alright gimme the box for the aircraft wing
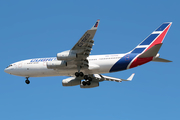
[70,20,100,69]
[93,73,135,82]
[72,19,100,51]
[62,73,134,88]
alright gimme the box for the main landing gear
[75,72,84,77]
[75,72,92,86]
[75,72,92,80]
[25,77,30,84]
[82,80,91,86]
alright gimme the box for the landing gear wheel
[75,72,80,77]
[25,80,30,84]
[88,77,92,81]
[79,72,84,77]
[82,81,86,86]
[75,72,84,77]
[84,75,88,80]
[86,81,91,85]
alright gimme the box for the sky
[0,0,180,120]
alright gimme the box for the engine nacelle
[47,61,67,69]
[62,77,81,86]
[80,81,99,88]
[57,50,77,60]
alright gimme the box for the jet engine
[47,61,67,69]
[57,50,77,60]
[62,77,81,86]
[80,81,99,88]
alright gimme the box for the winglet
[91,19,100,30]
[127,73,135,81]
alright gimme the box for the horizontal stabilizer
[138,43,162,58]
[152,57,172,62]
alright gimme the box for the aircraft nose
[4,68,10,74]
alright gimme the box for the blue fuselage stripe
[110,53,138,72]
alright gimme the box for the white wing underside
[66,73,135,83]
[94,73,135,82]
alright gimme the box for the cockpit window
[6,64,13,68]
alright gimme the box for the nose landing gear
[25,77,30,84]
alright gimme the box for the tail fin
[128,22,172,69]
[130,22,172,54]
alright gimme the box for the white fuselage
[4,54,125,77]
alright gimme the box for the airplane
[4,20,172,88]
